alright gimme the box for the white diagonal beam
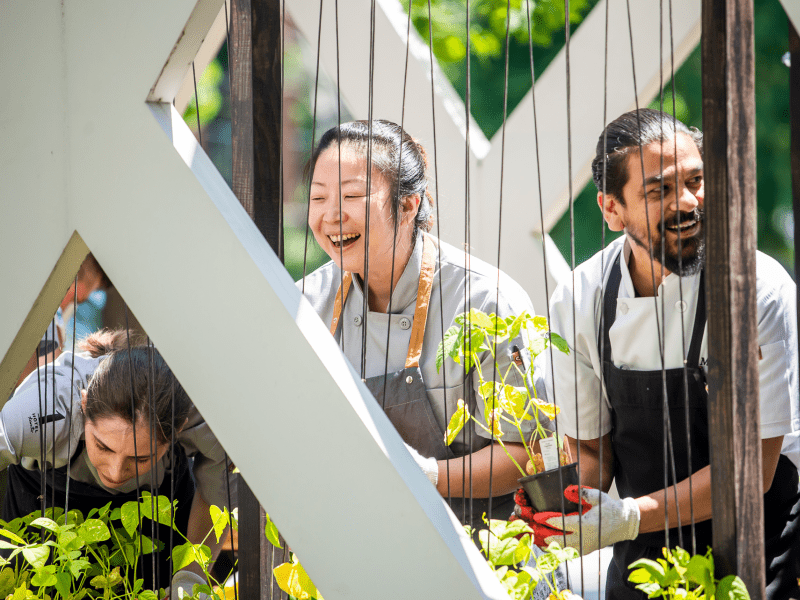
[0,1,508,598]
[781,0,800,31]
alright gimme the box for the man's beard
[627,209,705,276]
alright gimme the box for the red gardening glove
[509,486,592,547]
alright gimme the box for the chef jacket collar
[350,232,424,314]
[618,237,701,299]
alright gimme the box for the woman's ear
[598,192,625,232]
[401,194,421,223]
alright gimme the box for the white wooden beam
[0,1,508,598]
[781,0,800,32]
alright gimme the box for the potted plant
[436,308,578,513]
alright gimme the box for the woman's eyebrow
[93,434,151,460]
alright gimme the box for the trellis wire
[65,276,78,517]
[486,0,513,533]
[334,0,345,353]
[35,313,46,525]
[463,0,474,528]
[50,317,57,512]
[147,338,158,591]
[564,0,586,591]
[123,305,145,580]
[426,0,452,509]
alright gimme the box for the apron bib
[331,233,515,522]
[3,442,195,590]
[601,253,800,600]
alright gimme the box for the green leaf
[69,557,91,579]
[520,565,542,585]
[29,517,60,534]
[210,505,229,543]
[685,555,714,595]
[436,325,462,373]
[121,501,140,537]
[0,528,25,545]
[140,494,177,529]
[444,399,470,446]
[78,519,110,543]
[532,315,549,332]
[54,570,72,598]
[635,581,665,598]
[172,543,212,573]
[21,545,49,568]
[467,308,494,330]
[501,385,526,419]
[717,576,750,600]
[138,591,159,600]
[0,567,16,598]
[273,559,322,600]
[628,558,666,585]
[487,519,532,540]
[543,541,578,563]
[264,512,282,549]
[482,535,523,566]
[550,332,570,355]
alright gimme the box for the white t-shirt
[547,237,800,469]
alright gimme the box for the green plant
[437,308,570,477]
[0,495,236,600]
[471,517,577,600]
[628,546,751,600]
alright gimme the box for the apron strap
[327,233,437,369]
[686,270,706,367]
[404,233,436,369]
[329,273,353,336]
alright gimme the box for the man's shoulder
[551,238,624,307]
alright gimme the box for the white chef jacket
[299,233,547,452]
[7,351,233,508]
[547,237,800,469]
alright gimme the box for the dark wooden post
[791,20,800,350]
[230,0,283,597]
[702,0,764,593]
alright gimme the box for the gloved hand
[168,570,211,599]
[542,485,640,554]
[509,487,590,546]
[404,443,439,486]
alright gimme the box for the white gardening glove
[404,443,439,486]
[543,487,640,554]
[169,570,211,600]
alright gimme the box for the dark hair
[309,120,435,235]
[80,330,191,445]
[591,109,703,203]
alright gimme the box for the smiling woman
[4,330,234,595]
[299,119,552,520]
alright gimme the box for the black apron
[3,442,195,591]
[331,233,515,525]
[601,253,800,600]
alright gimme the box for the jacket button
[399,317,411,330]
[354,315,363,326]
[618,302,628,315]
[676,300,688,312]
[406,375,413,384]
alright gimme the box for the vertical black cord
[487,0,513,541]
[50,318,57,512]
[624,0,672,548]
[333,0,345,355]
[192,62,204,148]
[360,0,377,379]
[427,0,451,508]
[463,0,473,529]
[123,306,144,579]
[564,0,584,590]
[380,0,414,408]
[669,0,696,554]
[36,319,46,525]
[147,339,157,591]
[301,0,324,294]
[42,323,49,520]
[596,0,610,583]
[223,452,238,600]
[65,276,78,518]
[169,375,176,591]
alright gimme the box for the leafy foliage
[628,546,751,600]
[0,495,236,600]
[437,308,569,476]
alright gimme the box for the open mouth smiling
[328,233,361,248]
[664,215,701,236]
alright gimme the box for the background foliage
[185,0,796,278]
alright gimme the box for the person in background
[16,253,111,388]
